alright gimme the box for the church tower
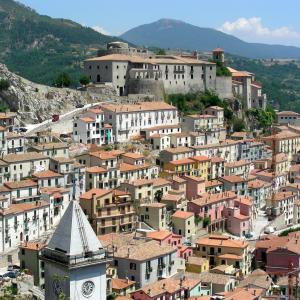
[41,201,109,300]
[212,48,225,63]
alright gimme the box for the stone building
[84,50,216,98]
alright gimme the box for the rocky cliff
[0,63,87,124]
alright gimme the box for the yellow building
[80,188,135,235]
[163,158,196,177]
[172,210,195,239]
[185,256,209,274]
[191,156,210,180]
[195,235,251,276]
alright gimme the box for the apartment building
[172,210,195,239]
[28,142,69,158]
[99,233,178,288]
[139,203,167,230]
[4,179,39,204]
[267,191,297,225]
[195,235,251,275]
[210,156,225,180]
[73,107,114,145]
[80,188,135,235]
[1,152,49,182]
[219,175,249,196]
[6,132,25,154]
[120,179,153,203]
[275,111,300,125]
[100,102,179,142]
[262,131,300,161]
[159,147,194,167]
[0,200,51,252]
[187,191,237,233]
[224,160,251,178]
[248,179,271,208]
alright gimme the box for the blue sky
[18,0,300,46]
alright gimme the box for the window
[130,263,136,270]
[218,248,221,253]
[114,260,118,266]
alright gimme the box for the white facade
[0,201,51,252]
[101,102,179,142]
[73,108,114,145]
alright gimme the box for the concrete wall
[215,76,233,99]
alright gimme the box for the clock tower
[41,200,110,300]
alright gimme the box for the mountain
[0,0,119,84]
[120,19,300,59]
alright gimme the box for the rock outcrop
[0,63,86,124]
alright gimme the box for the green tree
[157,49,166,55]
[233,118,246,132]
[79,75,90,86]
[0,79,10,91]
[54,72,71,88]
[203,217,210,228]
[154,190,163,202]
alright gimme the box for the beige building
[263,131,300,161]
[28,142,69,158]
[1,152,50,182]
[80,188,136,235]
[139,203,167,230]
[172,210,195,239]
[195,235,251,275]
[120,179,153,204]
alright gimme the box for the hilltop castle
[84,42,266,110]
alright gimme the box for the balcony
[158,262,166,270]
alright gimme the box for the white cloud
[219,17,300,46]
[92,25,111,36]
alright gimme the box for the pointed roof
[47,201,103,257]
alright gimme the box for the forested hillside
[0,0,118,85]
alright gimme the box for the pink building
[182,175,205,201]
[187,191,237,232]
[255,233,300,275]
[223,196,253,237]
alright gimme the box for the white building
[1,152,50,182]
[6,132,25,154]
[101,102,179,142]
[0,200,51,252]
[73,107,114,145]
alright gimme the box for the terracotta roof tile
[172,210,194,219]
[4,179,38,189]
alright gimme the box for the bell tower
[212,48,225,63]
[41,201,110,300]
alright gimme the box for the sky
[17,0,300,47]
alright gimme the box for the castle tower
[41,201,109,300]
[212,48,225,63]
